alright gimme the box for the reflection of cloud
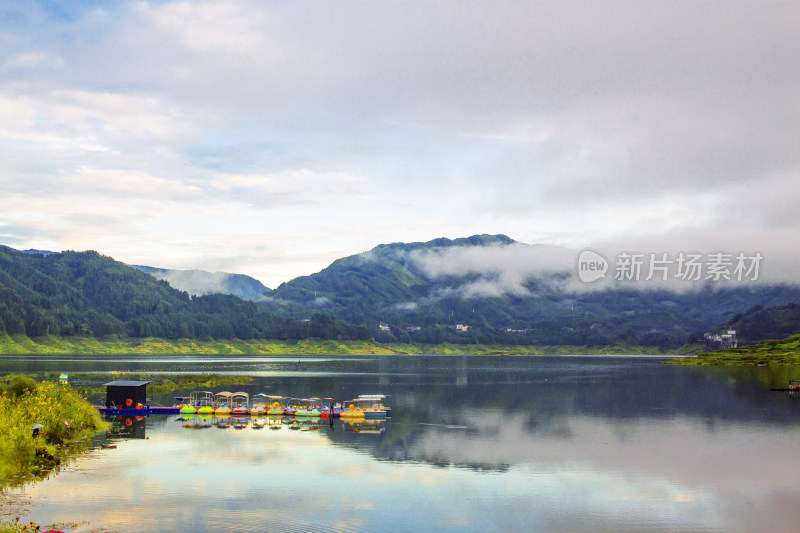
[407,411,800,494]
[13,414,800,532]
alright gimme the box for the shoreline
[0,333,675,357]
[668,334,800,366]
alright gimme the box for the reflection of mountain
[301,355,800,471]
[82,355,800,473]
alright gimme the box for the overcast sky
[1,1,798,288]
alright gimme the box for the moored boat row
[175,392,390,419]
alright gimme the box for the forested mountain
[15,248,270,300]
[3,237,798,350]
[130,265,270,300]
[718,303,800,344]
[259,234,800,349]
[0,246,367,341]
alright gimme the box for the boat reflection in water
[105,415,147,439]
[16,355,800,533]
[341,418,386,434]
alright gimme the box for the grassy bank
[669,334,800,366]
[0,333,671,356]
[0,376,109,490]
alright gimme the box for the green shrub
[0,375,39,399]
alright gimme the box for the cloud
[146,269,231,297]
[405,242,574,298]
[3,51,63,69]
[1,1,800,287]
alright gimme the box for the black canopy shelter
[104,380,150,408]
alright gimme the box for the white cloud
[134,2,269,54]
[4,51,63,69]
[0,1,799,287]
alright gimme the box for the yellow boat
[214,391,233,416]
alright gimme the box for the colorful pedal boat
[340,395,389,420]
[214,391,233,416]
[294,398,323,418]
[264,395,288,417]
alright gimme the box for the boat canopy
[267,395,284,400]
[189,391,214,403]
[231,392,249,406]
[358,394,386,400]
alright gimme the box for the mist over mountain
[0,246,366,341]
[259,234,800,348]
[3,237,799,350]
[4,246,271,301]
[130,265,270,301]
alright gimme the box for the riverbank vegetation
[0,375,108,490]
[0,332,673,356]
[670,334,800,365]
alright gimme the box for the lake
[2,354,800,532]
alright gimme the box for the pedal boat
[214,391,233,416]
[340,395,390,420]
[265,396,288,417]
[231,391,250,416]
[295,398,324,418]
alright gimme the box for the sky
[1,1,799,288]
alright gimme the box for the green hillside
[0,246,367,341]
[672,334,800,365]
[722,303,800,343]
[259,235,800,349]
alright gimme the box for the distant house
[455,324,470,332]
[405,326,422,332]
[378,323,391,332]
[704,330,738,350]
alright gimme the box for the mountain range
[0,245,366,341]
[257,234,800,348]
[2,236,800,349]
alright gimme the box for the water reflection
[106,416,147,439]
[4,355,800,532]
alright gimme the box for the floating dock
[96,406,181,416]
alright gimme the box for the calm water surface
[3,354,800,532]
